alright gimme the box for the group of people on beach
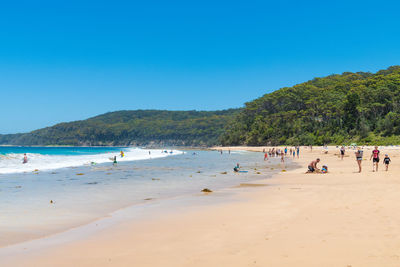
[354,146,391,173]
[307,158,328,174]
[263,147,300,162]
[307,145,392,174]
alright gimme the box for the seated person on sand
[306,158,320,173]
[321,165,328,173]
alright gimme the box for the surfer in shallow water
[233,163,240,172]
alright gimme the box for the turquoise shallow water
[0,148,286,247]
[0,146,124,155]
[0,146,173,174]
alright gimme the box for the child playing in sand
[383,154,391,171]
[321,165,328,173]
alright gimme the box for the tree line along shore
[2,66,400,147]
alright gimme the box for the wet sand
[2,146,400,267]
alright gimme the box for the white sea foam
[0,148,180,174]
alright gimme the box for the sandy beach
[2,146,400,267]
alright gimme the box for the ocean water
[0,146,173,174]
[0,147,284,247]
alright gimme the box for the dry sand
[2,146,400,267]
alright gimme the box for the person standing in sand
[340,146,345,160]
[355,147,363,173]
[370,146,380,172]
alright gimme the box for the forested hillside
[0,110,238,146]
[2,66,400,147]
[221,66,400,146]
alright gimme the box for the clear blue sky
[1,0,400,133]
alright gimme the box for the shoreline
[0,149,284,249]
[2,146,400,266]
[0,175,278,251]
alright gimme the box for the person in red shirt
[370,146,380,172]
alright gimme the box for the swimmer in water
[22,153,28,164]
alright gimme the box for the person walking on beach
[281,151,285,163]
[340,146,345,160]
[355,147,363,173]
[296,146,300,158]
[264,152,268,161]
[292,148,296,159]
[113,156,117,166]
[383,154,391,171]
[370,146,380,172]
[284,147,288,156]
